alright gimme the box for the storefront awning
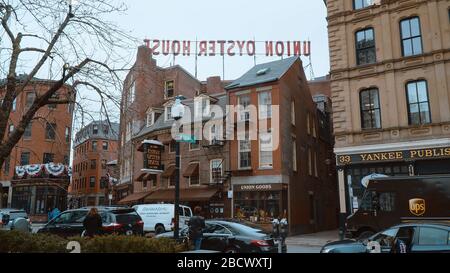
[144,188,219,202]
[183,163,199,178]
[117,191,153,204]
[136,173,147,182]
[162,165,176,178]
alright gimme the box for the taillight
[102,222,123,232]
[251,240,270,247]
[136,220,144,226]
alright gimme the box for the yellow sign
[409,198,426,216]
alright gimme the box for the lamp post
[171,96,185,240]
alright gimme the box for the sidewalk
[286,229,339,247]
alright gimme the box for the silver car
[0,209,32,232]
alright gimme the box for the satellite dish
[361,173,389,188]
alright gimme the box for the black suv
[37,206,144,238]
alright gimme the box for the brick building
[326,0,450,234]
[226,57,337,234]
[69,121,119,207]
[0,77,73,221]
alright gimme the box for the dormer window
[93,125,99,135]
[194,97,211,119]
[147,111,155,127]
[165,106,173,121]
[165,80,174,99]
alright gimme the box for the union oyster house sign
[141,140,164,173]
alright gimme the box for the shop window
[360,88,381,129]
[355,28,376,65]
[165,80,174,98]
[45,123,57,140]
[406,80,431,125]
[400,17,423,57]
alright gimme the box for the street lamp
[171,96,185,241]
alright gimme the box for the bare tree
[0,0,135,174]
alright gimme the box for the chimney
[206,76,223,95]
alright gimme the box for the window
[258,91,272,119]
[20,152,30,166]
[25,92,35,108]
[101,160,107,169]
[378,192,396,212]
[3,156,10,175]
[92,141,97,151]
[259,132,273,168]
[43,153,54,164]
[45,123,56,140]
[314,151,318,177]
[372,228,399,248]
[312,118,317,138]
[103,125,109,135]
[291,100,296,125]
[93,125,98,135]
[90,160,96,170]
[169,140,176,153]
[238,95,251,121]
[292,136,297,172]
[400,17,423,57]
[166,106,173,121]
[147,111,154,127]
[168,174,175,187]
[211,159,223,184]
[406,80,431,125]
[65,127,70,143]
[190,140,200,150]
[143,180,148,189]
[89,177,96,188]
[24,122,32,139]
[306,113,311,135]
[418,228,449,245]
[64,156,69,165]
[308,148,313,176]
[210,125,218,144]
[360,88,381,129]
[8,124,14,134]
[355,28,376,65]
[128,81,136,106]
[239,132,251,169]
[165,80,174,98]
[353,0,374,10]
[12,98,16,111]
[103,141,108,151]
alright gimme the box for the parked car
[133,204,192,234]
[0,209,32,232]
[156,219,286,253]
[37,206,144,238]
[346,175,450,239]
[321,222,450,253]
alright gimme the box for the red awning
[162,165,176,178]
[117,191,153,204]
[144,188,219,202]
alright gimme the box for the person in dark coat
[188,206,206,250]
[83,208,103,237]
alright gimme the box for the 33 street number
[338,155,351,164]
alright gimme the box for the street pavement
[287,245,322,253]
[285,229,339,253]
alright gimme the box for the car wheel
[155,224,165,235]
[225,247,239,254]
[358,230,375,240]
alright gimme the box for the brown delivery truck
[345,175,450,239]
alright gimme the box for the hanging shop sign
[142,140,164,173]
[337,147,450,166]
[144,39,311,57]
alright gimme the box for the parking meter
[272,218,280,238]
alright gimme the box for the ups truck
[345,175,450,239]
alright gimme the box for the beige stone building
[326,0,450,234]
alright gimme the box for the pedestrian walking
[188,206,206,251]
[83,208,103,237]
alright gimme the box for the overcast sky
[116,0,330,81]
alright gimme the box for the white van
[132,204,193,234]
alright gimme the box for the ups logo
[409,198,426,216]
